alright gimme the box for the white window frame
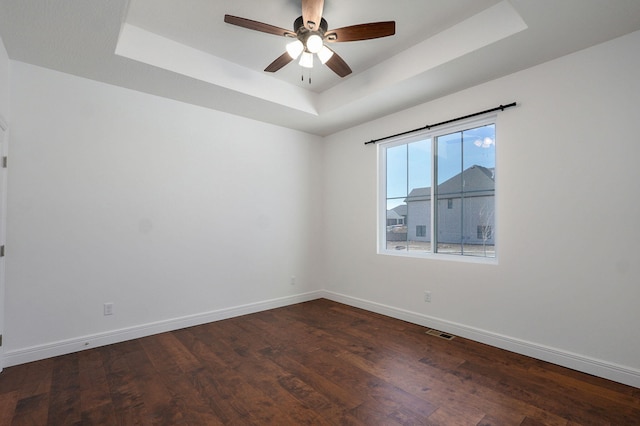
[377,115,498,264]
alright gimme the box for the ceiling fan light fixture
[317,45,334,64]
[306,34,324,53]
[224,2,395,79]
[299,51,314,68]
[286,40,304,59]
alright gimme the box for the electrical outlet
[424,291,432,303]
[103,302,114,316]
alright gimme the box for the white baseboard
[319,290,640,389]
[2,291,323,368]
[4,289,639,388]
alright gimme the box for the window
[379,117,496,259]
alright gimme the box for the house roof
[406,187,431,202]
[403,165,494,202]
[387,210,404,220]
[438,165,494,197]
[392,204,407,216]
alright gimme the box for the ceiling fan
[224,0,395,78]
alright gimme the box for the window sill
[378,249,498,265]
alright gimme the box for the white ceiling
[1,0,640,136]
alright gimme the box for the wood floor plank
[78,349,118,425]
[341,335,571,425]
[0,390,18,426]
[0,366,25,393]
[287,342,438,420]
[520,415,562,426]
[258,346,369,423]
[427,405,487,426]
[14,358,53,400]
[10,393,50,426]
[169,329,242,424]
[0,299,637,425]
[204,332,338,425]
[206,320,336,425]
[527,363,640,410]
[47,354,82,425]
[101,342,154,425]
[140,332,230,425]
[458,358,640,424]
[175,326,305,425]
[348,398,408,425]
[125,338,186,425]
[150,332,203,374]
[172,329,253,424]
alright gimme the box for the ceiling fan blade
[325,21,396,42]
[264,52,294,73]
[302,0,324,31]
[224,15,295,37]
[324,49,352,77]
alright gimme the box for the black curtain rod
[364,102,517,145]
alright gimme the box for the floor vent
[426,329,455,340]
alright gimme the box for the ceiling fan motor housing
[294,16,328,35]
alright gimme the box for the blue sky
[386,124,495,209]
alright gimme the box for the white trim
[4,289,639,388]
[378,249,498,264]
[3,291,323,367]
[0,118,6,374]
[320,290,640,388]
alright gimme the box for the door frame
[0,115,7,372]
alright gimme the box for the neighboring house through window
[379,117,496,259]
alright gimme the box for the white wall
[322,30,640,387]
[5,62,324,363]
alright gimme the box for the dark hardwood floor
[0,299,638,425]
